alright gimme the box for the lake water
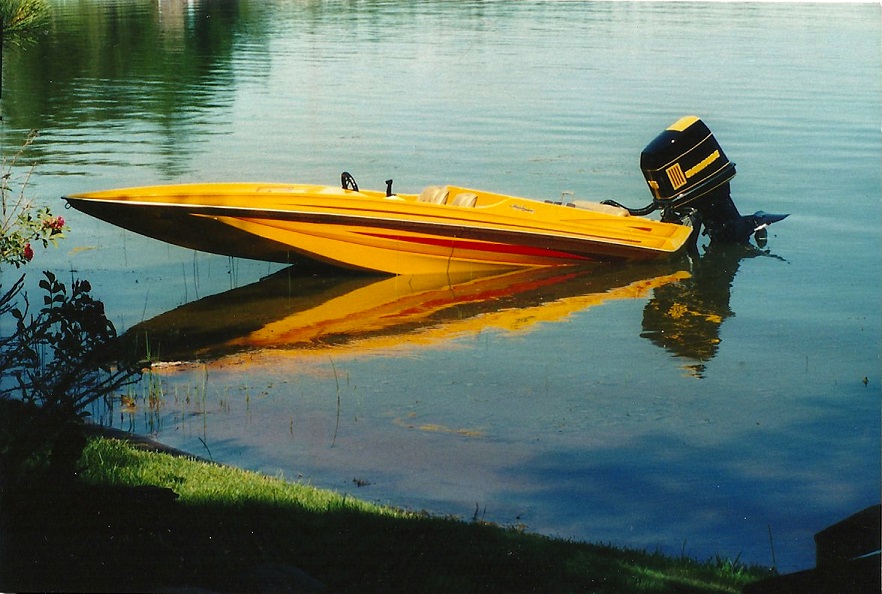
[1,0,879,574]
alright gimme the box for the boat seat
[569,200,630,217]
[418,185,449,204]
[450,192,477,207]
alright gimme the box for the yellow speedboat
[64,117,786,275]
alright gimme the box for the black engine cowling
[640,116,736,210]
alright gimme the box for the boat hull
[64,183,695,274]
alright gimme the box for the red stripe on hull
[356,231,593,262]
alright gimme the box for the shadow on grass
[1,434,763,594]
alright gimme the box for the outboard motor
[605,116,787,245]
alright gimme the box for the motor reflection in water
[641,243,786,377]
[122,244,784,375]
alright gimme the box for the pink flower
[23,243,34,261]
[43,216,65,232]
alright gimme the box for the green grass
[1,435,772,593]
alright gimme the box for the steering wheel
[341,171,358,192]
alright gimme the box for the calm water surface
[1,0,879,572]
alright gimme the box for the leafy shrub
[1,131,140,482]
[0,131,67,267]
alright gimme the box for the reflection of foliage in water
[2,0,265,177]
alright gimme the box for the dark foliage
[0,271,141,481]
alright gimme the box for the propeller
[749,211,789,247]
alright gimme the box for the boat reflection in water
[124,244,780,372]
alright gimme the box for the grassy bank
[1,433,770,593]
